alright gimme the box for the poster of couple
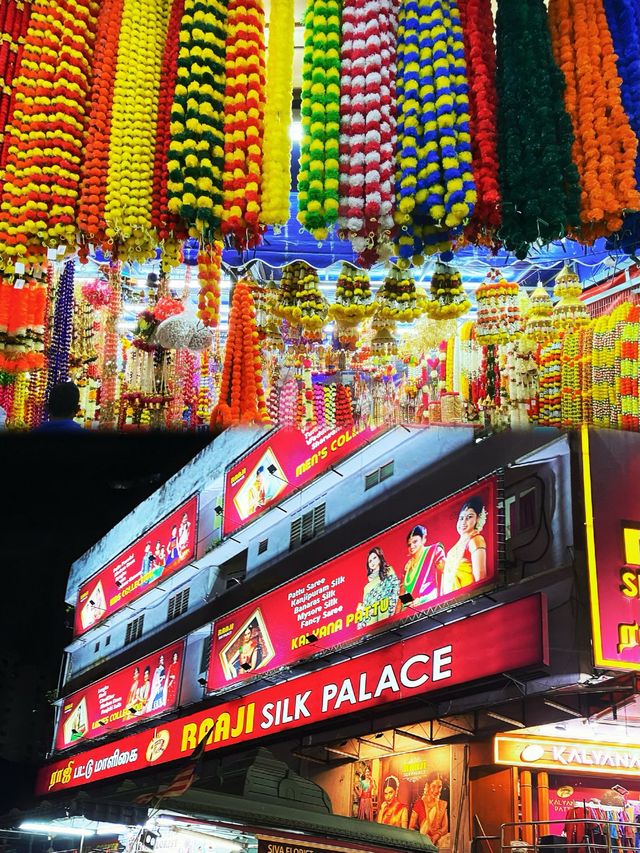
[351,748,451,849]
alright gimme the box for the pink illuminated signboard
[38,594,548,795]
[74,497,198,636]
[54,640,185,752]
[222,425,387,536]
[210,475,499,690]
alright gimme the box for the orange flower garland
[210,278,270,429]
[220,0,266,248]
[0,0,99,266]
[0,274,48,372]
[197,242,223,328]
[0,0,32,165]
[548,0,640,241]
[76,0,124,246]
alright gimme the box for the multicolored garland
[197,241,223,327]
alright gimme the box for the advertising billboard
[495,733,640,777]
[208,476,499,691]
[54,640,185,752]
[74,496,198,636]
[38,594,547,795]
[222,425,387,536]
[581,428,640,670]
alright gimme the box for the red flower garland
[458,0,501,246]
[77,0,125,245]
[0,0,32,165]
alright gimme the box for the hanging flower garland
[210,278,270,429]
[548,0,640,242]
[475,270,521,345]
[150,0,186,244]
[297,0,341,239]
[0,0,32,165]
[274,261,328,333]
[458,0,501,246]
[337,0,397,259]
[0,273,48,373]
[328,263,375,323]
[495,0,581,258]
[259,0,293,227]
[46,260,76,392]
[0,0,99,266]
[373,267,428,322]
[220,0,266,248]
[394,0,476,263]
[424,261,470,320]
[524,284,556,342]
[76,0,125,247]
[104,0,168,261]
[167,0,229,242]
[197,242,223,328]
[553,264,590,330]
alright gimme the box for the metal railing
[498,818,640,853]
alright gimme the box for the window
[258,538,268,555]
[290,503,326,550]
[124,615,144,645]
[364,459,395,491]
[167,588,190,622]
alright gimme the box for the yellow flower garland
[104,0,167,260]
[261,0,294,226]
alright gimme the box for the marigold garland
[76,0,124,246]
[197,241,223,327]
[0,0,32,167]
[220,0,266,248]
[275,260,328,331]
[458,0,501,246]
[424,261,470,319]
[210,278,270,429]
[259,0,293,227]
[495,0,581,258]
[373,267,427,322]
[548,0,640,242]
[0,272,48,372]
[167,0,229,241]
[297,0,342,239]
[104,0,167,261]
[0,0,99,266]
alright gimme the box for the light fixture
[20,823,96,837]
[214,506,223,516]
[486,711,526,728]
[98,719,109,726]
[267,464,278,475]
[399,592,413,605]
[197,677,207,687]
[240,662,252,671]
[330,466,343,477]
[306,633,319,643]
[173,829,242,852]
[544,699,584,718]
[128,707,138,715]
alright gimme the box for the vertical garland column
[260,0,294,227]
[45,261,75,396]
[297,0,342,239]
[220,0,266,248]
[167,0,229,244]
[495,0,581,258]
[103,0,167,262]
[0,0,99,267]
[0,0,32,165]
[98,259,122,427]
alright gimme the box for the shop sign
[222,425,387,536]
[581,429,640,670]
[257,837,364,853]
[74,496,198,636]
[208,476,499,692]
[37,594,547,795]
[54,640,185,752]
[495,734,640,777]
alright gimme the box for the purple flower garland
[45,260,75,406]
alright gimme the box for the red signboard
[54,640,185,752]
[74,497,198,636]
[209,476,498,692]
[222,425,387,536]
[582,429,640,670]
[37,594,547,795]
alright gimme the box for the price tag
[13,278,25,289]
[47,247,57,260]
[14,261,25,274]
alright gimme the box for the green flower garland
[495,0,581,259]
[166,0,229,242]
[297,0,341,240]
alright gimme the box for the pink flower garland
[338,0,397,262]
